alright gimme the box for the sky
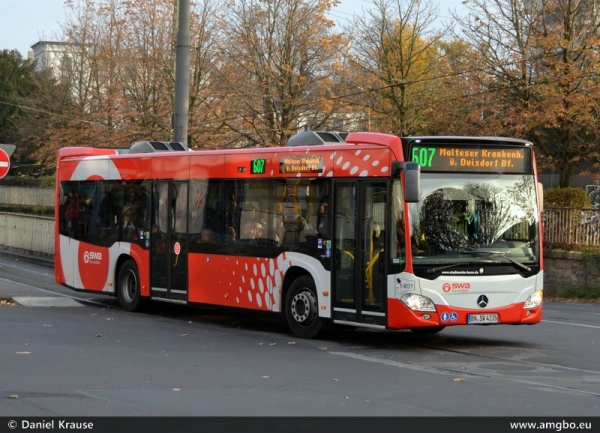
[0,0,469,59]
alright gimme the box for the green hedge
[0,204,54,216]
[0,176,55,188]
[544,187,591,208]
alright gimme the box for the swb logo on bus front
[83,250,102,264]
[443,282,471,292]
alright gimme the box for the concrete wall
[543,250,600,295]
[0,212,54,258]
[0,186,54,207]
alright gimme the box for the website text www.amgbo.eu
[510,420,592,431]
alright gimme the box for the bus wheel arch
[283,270,323,339]
[116,256,142,312]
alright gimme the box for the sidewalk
[0,248,110,307]
[0,248,59,302]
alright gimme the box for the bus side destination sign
[279,155,324,174]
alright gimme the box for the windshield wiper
[426,259,494,275]
[459,250,531,272]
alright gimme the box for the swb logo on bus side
[83,250,102,264]
[78,245,109,291]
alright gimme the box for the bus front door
[150,181,189,302]
[332,181,387,327]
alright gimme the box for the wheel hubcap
[123,270,137,303]
[291,289,316,325]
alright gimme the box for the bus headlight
[524,290,543,308]
[400,293,436,312]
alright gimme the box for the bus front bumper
[387,298,543,330]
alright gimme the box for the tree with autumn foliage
[344,0,449,136]
[454,0,600,187]
[425,39,492,136]
[218,0,348,147]
[32,0,230,161]
[186,0,229,148]
[0,49,71,173]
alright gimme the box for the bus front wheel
[117,260,142,312]
[285,276,323,339]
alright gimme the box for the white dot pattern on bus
[225,253,302,311]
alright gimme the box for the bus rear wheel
[117,260,142,312]
[285,276,323,339]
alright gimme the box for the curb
[0,249,54,268]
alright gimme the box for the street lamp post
[173,0,191,144]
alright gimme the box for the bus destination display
[279,155,324,174]
[410,145,531,174]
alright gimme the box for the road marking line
[542,319,600,329]
[330,351,600,397]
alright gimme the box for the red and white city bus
[55,131,543,338]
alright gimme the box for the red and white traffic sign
[0,149,10,179]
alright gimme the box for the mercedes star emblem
[477,295,489,308]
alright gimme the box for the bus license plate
[468,313,498,324]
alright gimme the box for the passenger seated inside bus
[225,226,236,243]
[122,190,144,240]
[196,228,218,244]
[239,221,257,245]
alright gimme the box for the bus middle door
[150,181,189,302]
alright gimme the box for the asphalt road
[1,253,599,420]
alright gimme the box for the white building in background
[30,41,75,81]
[30,40,94,111]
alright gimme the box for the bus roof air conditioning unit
[286,131,346,147]
[129,141,190,154]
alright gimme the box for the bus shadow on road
[83,296,537,351]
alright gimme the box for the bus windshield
[409,173,540,269]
